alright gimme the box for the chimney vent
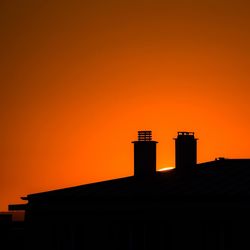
[138,131,152,141]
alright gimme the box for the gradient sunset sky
[1,0,250,211]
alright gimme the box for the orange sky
[1,0,250,211]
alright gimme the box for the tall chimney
[132,131,158,178]
[174,132,197,172]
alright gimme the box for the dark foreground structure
[7,131,250,250]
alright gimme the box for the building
[8,131,250,250]
[0,212,25,249]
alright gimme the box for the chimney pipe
[174,132,197,172]
[132,131,158,178]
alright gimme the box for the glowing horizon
[158,167,175,172]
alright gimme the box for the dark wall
[24,198,250,250]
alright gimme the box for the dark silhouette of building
[7,131,250,250]
[0,212,25,250]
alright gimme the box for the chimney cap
[138,130,152,141]
[174,131,198,140]
[178,131,195,136]
[132,130,158,143]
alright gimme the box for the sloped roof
[25,159,250,203]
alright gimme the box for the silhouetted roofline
[25,176,135,200]
[21,159,250,202]
[198,158,250,166]
[23,170,177,200]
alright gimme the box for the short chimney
[174,132,197,172]
[132,131,158,178]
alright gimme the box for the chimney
[174,132,197,172]
[132,131,158,178]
